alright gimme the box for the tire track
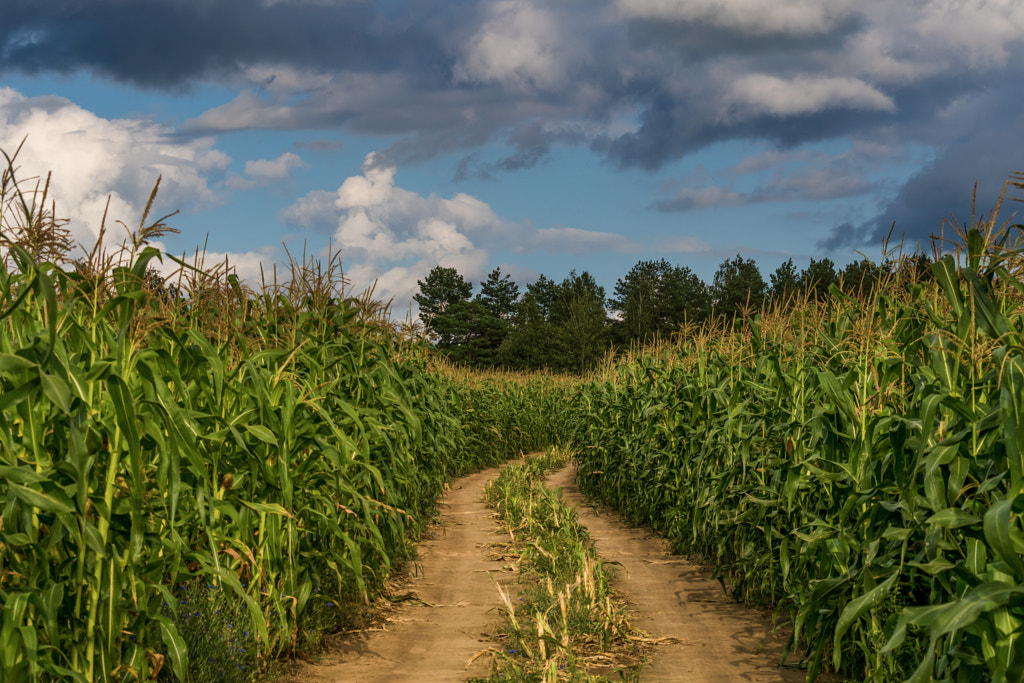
[545,465,804,682]
[283,464,513,682]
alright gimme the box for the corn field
[571,181,1024,681]
[8,144,1024,683]
[0,154,570,681]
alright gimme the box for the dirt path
[283,465,512,683]
[283,461,805,683]
[546,465,804,683]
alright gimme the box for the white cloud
[280,189,339,230]
[726,75,895,117]
[335,153,398,208]
[525,226,640,255]
[0,87,229,251]
[656,235,712,253]
[454,0,570,91]
[285,152,639,309]
[616,0,858,36]
[834,1,1024,84]
[0,88,288,290]
[245,152,306,180]
[226,151,307,189]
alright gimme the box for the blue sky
[2,0,1022,311]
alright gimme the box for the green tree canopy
[477,266,520,320]
[712,254,766,320]
[414,266,472,348]
[550,271,609,373]
[769,258,800,307]
[610,258,710,345]
[499,271,609,372]
[840,258,880,296]
[800,257,837,301]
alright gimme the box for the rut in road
[283,464,514,683]
[283,459,803,682]
[546,464,804,683]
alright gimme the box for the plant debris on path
[477,449,646,682]
[546,466,804,683]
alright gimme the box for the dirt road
[283,465,512,683]
[287,461,804,682]
[546,465,804,683]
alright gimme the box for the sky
[2,0,1023,313]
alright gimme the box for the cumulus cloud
[725,75,895,117]
[0,87,229,249]
[285,152,639,307]
[280,189,338,231]
[225,151,306,189]
[3,0,1024,242]
[616,0,858,36]
[245,152,305,181]
[454,0,569,91]
[0,87,289,286]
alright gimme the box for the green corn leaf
[928,508,982,529]
[833,570,900,669]
[984,498,1024,579]
[7,482,75,514]
[0,353,37,373]
[39,371,72,414]
[153,615,189,682]
[246,424,278,445]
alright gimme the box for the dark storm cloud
[818,86,1024,252]
[453,121,585,180]
[625,11,867,61]
[0,0,451,87]
[5,0,1024,247]
[595,90,899,172]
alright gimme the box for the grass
[475,450,645,683]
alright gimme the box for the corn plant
[0,151,572,682]
[571,176,1024,681]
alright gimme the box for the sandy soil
[281,465,512,683]
[282,461,807,682]
[545,465,805,683]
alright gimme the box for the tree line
[414,253,933,373]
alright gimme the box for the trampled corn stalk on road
[286,462,800,681]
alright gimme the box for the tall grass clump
[572,175,1024,681]
[479,450,642,682]
[0,148,568,682]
